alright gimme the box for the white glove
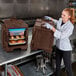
[44,23,53,30]
[44,16,52,20]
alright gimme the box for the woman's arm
[44,22,74,39]
[53,25,74,39]
[44,16,58,25]
[52,27,56,32]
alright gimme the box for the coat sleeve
[52,18,62,25]
[54,25,74,39]
[52,19,58,25]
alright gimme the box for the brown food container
[31,19,54,53]
[1,18,28,52]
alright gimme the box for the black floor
[51,62,76,76]
[61,62,76,76]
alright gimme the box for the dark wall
[0,0,69,19]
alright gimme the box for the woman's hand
[44,16,52,20]
[44,23,56,32]
[44,23,53,29]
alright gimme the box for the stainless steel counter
[0,27,43,76]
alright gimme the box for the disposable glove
[44,23,53,30]
[44,16,52,20]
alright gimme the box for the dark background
[0,0,69,19]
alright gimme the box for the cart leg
[5,64,7,76]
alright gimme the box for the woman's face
[61,10,71,23]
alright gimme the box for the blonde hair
[63,8,74,24]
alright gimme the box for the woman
[44,8,74,76]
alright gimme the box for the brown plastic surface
[1,18,28,52]
[31,19,54,53]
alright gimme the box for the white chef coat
[53,18,74,51]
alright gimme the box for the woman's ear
[69,15,71,19]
